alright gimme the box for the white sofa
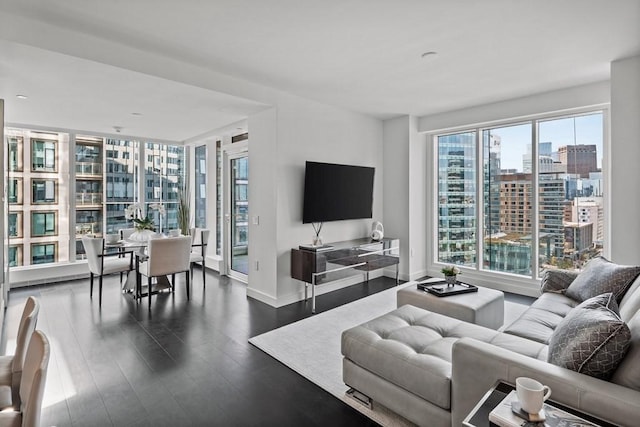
[341,270,640,427]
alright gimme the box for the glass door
[228,153,249,280]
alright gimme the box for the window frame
[31,178,58,204]
[31,211,58,237]
[31,138,58,172]
[8,212,23,238]
[30,242,57,265]
[430,108,608,287]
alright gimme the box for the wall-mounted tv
[302,161,375,224]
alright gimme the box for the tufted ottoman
[341,304,547,427]
[397,279,504,329]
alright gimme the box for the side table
[397,278,504,329]
[463,381,615,427]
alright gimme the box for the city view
[438,112,604,276]
[6,127,186,266]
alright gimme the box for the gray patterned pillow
[565,257,640,302]
[548,293,631,380]
[540,269,579,294]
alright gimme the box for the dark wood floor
[1,269,399,426]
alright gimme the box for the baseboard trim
[246,287,279,307]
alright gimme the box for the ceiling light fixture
[131,112,142,116]
[113,126,123,133]
[421,51,438,59]
[16,94,28,99]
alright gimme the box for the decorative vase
[128,229,157,242]
[444,275,457,286]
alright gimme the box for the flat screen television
[302,161,375,224]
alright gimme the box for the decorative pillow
[548,293,631,380]
[540,269,579,294]
[565,257,640,302]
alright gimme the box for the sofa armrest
[451,337,640,427]
[540,268,579,294]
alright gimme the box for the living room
[0,1,639,426]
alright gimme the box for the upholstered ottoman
[397,279,504,329]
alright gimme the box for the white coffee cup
[169,229,181,237]
[516,377,552,414]
[105,233,120,244]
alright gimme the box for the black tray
[417,280,478,297]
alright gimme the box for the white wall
[408,117,428,279]
[382,115,428,281]
[246,108,279,304]
[383,116,410,278]
[246,93,384,307]
[610,55,640,265]
[419,81,610,133]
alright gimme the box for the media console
[291,237,400,313]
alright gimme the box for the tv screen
[302,161,375,224]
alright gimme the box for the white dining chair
[82,236,134,307]
[189,228,210,287]
[119,228,137,241]
[137,236,192,310]
[0,297,39,406]
[0,330,50,427]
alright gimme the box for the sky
[491,112,604,171]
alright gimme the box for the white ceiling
[0,0,639,141]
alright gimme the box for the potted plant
[177,182,191,237]
[441,265,461,285]
[125,203,164,241]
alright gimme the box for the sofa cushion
[611,310,640,391]
[548,293,631,380]
[502,292,578,344]
[540,269,579,294]
[341,305,547,410]
[565,257,640,303]
[619,275,640,323]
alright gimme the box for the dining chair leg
[202,261,206,287]
[90,273,94,297]
[171,274,176,292]
[148,277,152,310]
[186,271,190,300]
[99,275,103,307]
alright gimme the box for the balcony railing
[76,193,102,205]
[76,162,103,175]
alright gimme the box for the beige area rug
[249,282,530,426]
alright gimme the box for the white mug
[169,229,181,237]
[516,377,552,414]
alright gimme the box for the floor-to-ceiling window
[194,145,207,228]
[144,143,185,232]
[105,138,139,234]
[435,110,605,280]
[437,131,477,266]
[7,129,69,266]
[216,140,222,256]
[482,123,533,276]
[6,127,185,268]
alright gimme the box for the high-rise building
[484,134,501,236]
[569,197,604,244]
[564,222,594,257]
[558,144,597,178]
[437,133,477,266]
[75,136,104,259]
[497,171,565,259]
[6,128,71,266]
